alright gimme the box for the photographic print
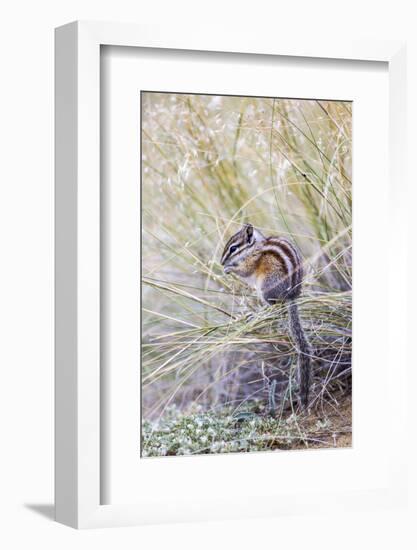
[141,92,352,458]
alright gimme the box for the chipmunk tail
[287,299,311,408]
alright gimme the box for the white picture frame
[55,20,407,529]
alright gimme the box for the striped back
[264,237,304,298]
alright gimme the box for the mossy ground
[141,394,352,458]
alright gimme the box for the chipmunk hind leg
[260,276,289,305]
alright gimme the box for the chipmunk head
[220,223,264,273]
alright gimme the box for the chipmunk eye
[229,245,238,254]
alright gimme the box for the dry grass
[141,92,352,455]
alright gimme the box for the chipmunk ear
[245,223,254,243]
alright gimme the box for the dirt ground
[294,394,352,450]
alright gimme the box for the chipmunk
[220,223,311,408]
